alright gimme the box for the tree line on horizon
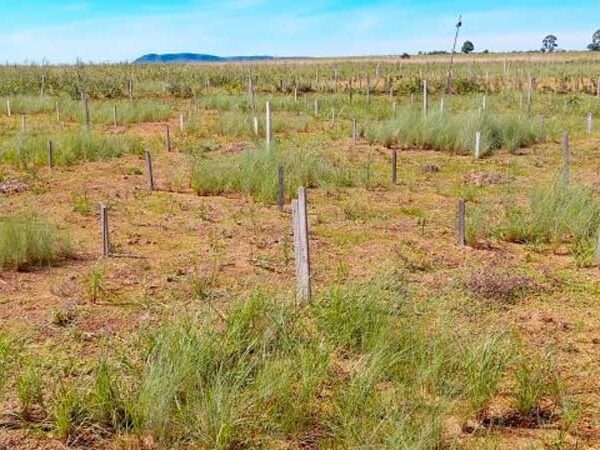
[419,29,600,55]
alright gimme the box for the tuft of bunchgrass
[0,215,72,270]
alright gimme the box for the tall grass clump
[0,131,144,169]
[368,108,544,155]
[0,215,72,270]
[191,144,354,203]
[0,275,524,448]
[60,100,172,125]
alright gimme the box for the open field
[1,52,600,449]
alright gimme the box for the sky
[0,0,598,63]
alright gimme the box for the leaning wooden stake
[144,150,155,191]
[100,204,110,257]
[562,132,570,185]
[457,199,466,247]
[277,165,285,211]
[47,140,54,168]
[292,187,311,304]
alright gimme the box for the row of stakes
[95,127,579,302]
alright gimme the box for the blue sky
[0,0,598,63]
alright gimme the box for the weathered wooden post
[253,116,259,136]
[457,199,466,247]
[352,119,357,145]
[144,150,155,191]
[482,94,487,111]
[391,149,397,184]
[100,204,110,257]
[179,113,185,131]
[330,107,336,127]
[440,97,445,113]
[113,105,118,128]
[562,132,570,185]
[55,101,60,122]
[128,79,134,100]
[314,99,319,115]
[47,140,54,168]
[165,125,172,152]
[6,99,10,117]
[474,131,482,159]
[526,74,533,114]
[587,112,593,135]
[392,101,397,113]
[265,101,272,147]
[292,187,311,303]
[366,76,371,103]
[294,86,298,103]
[423,80,428,117]
[84,97,91,130]
[277,165,285,211]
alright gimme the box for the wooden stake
[163,125,170,152]
[144,150,155,191]
[391,149,397,185]
[253,116,259,136]
[475,131,482,159]
[113,105,118,128]
[352,119,357,145]
[6,99,10,117]
[587,112,593,135]
[277,165,285,211]
[265,101,272,147]
[84,97,91,130]
[423,80,428,117]
[457,199,466,247]
[314,99,319,115]
[55,101,60,122]
[179,113,184,131]
[292,187,311,303]
[100,204,110,257]
[47,140,54,168]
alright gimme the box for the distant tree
[461,40,475,54]
[588,29,600,51]
[541,34,558,52]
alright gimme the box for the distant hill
[134,53,276,64]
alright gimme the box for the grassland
[1,52,600,449]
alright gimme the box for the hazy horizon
[1,0,599,64]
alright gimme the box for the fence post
[292,187,311,304]
[314,99,319,115]
[423,80,428,117]
[526,74,533,114]
[179,113,185,131]
[253,116,259,136]
[100,204,110,257]
[265,101,272,147]
[391,149,397,184]
[47,140,54,168]
[84,97,91,130]
[587,112,593,135]
[165,125,172,152]
[277,165,285,211]
[330,107,335,127]
[6,99,10,117]
[474,131,482,159]
[113,105,118,128]
[562,132,570,185]
[352,119,357,145]
[56,101,60,122]
[144,150,155,191]
[457,199,466,247]
[440,97,445,114]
